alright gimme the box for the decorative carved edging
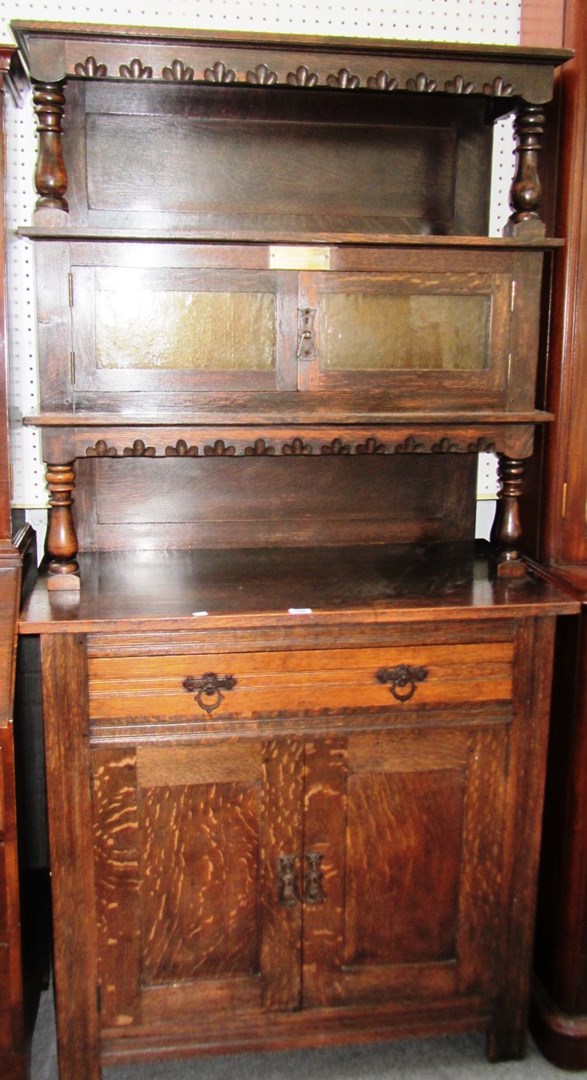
[83,434,499,458]
[73,56,107,77]
[119,58,153,80]
[69,55,516,98]
[406,72,437,92]
[287,65,319,87]
[162,59,195,82]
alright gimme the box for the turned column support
[504,103,546,238]
[32,81,68,215]
[45,461,79,589]
[490,455,527,578]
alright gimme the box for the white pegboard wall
[0,1,522,44]
[3,0,513,520]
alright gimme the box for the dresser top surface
[19,543,578,635]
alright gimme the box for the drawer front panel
[88,641,513,722]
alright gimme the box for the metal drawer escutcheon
[182,672,237,713]
[375,664,429,702]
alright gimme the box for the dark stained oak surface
[20,544,578,635]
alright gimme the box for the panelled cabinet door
[39,242,544,413]
[90,735,305,1032]
[302,722,508,1009]
[91,718,509,1031]
[70,262,299,394]
[296,249,542,411]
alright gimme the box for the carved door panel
[302,721,509,1010]
[90,735,306,1032]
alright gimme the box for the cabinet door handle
[304,852,325,904]
[277,854,299,907]
[182,672,237,714]
[297,307,317,360]
[375,664,429,702]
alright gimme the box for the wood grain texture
[40,633,101,1080]
[92,746,141,1029]
[19,545,579,638]
[139,770,260,984]
[260,738,304,1011]
[87,641,513,721]
[488,616,556,1061]
[301,737,348,1007]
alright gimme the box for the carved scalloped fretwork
[85,439,117,457]
[123,439,156,457]
[204,61,237,84]
[483,76,514,96]
[80,433,502,459]
[244,439,276,456]
[326,68,361,90]
[203,440,236,456]
[468,437,497,453]
[73,56,107,78]
[320,438,351,455]
[246,63,279,86]
[162,59,195,82]
[356,437,386,454]
[394,436,427,453]
[445,74,475,94]
[286,65,319,87]
[431,437,461,453]
[367,70,399,91]
[406,72,437,92]
[119,59,153,80]
[283,438,313,455]
[165,439,199,456]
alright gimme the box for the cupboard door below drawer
[91,735,306,1031]
[302,719,509,1009]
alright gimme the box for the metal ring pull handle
[375,664,429,702]
[182,672,237,714]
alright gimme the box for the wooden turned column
[32,82,68,214]
[45,462,79,589]
[491,455,527,577]
[504,104,545,238]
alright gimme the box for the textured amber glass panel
[321,293,490,370]
[95,289,276,371]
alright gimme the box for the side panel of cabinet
[0,570,25,1079]
[0,730,25,1076]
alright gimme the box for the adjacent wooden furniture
[0,45,36,1080]
[529,0,587,1068]
[12,22,577,1078]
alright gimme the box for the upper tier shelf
[11,21,571,101]
[11,22,572,240]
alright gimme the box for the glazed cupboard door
[297,248,544,412]
[90,735,306,1031]
[302,721,509,1009]
[37,243,300,409]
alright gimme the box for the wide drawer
[88,641,513,721]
